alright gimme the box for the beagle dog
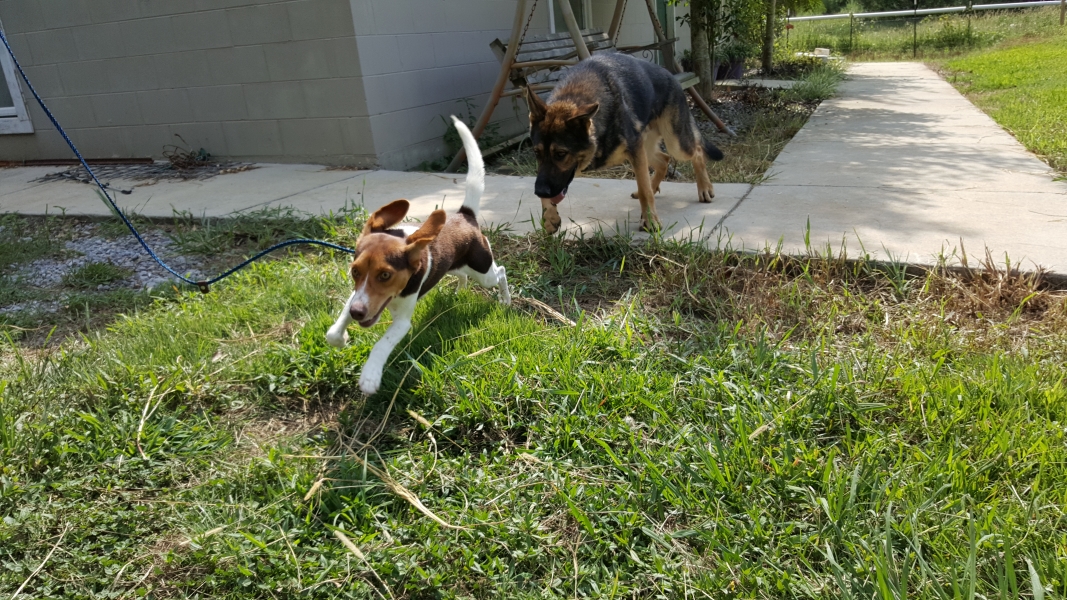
[326,117,511,395]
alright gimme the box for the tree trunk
[762,0,777,73]
[691,9,714,99]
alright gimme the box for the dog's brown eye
[553,150,567,160]
[378,271,391,282]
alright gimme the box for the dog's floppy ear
[567,102,599,123]
[404,209,446,267]
[363,199,410,235]
[525,87,548,124]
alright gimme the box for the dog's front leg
[326,291,356,348]
[358,295,417,395]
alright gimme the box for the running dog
[526,52,724,233]
[326,117,511,395]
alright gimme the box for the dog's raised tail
[451,115,485,216]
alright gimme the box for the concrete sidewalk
[0,163,752,243]
[1,61,1065,273]
[724,62,1067,273]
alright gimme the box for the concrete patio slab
[723,62,1067,273]
[0,161,750,243]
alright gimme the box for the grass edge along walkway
[941,29,1067,175]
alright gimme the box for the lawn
[2,208,1066,598]
[785,6,1063,61]
[942,29,1067,174]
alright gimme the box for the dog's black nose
[534,177,556,199]
[349,302,368,321]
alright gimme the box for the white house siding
[0,0,377,166]
[0,0,682,170]
[350,0,550,170]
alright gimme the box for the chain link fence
[784,1,1063,58]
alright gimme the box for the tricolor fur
[326,117,510,395]
[526,52,724,233]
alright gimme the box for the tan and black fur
[526,52,724,233]
[326,117,510,395]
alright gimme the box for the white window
[0,29,34,135]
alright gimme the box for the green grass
[168,205,348,256]
[2,217,1066,598]
[0,213,65,269]
[782,61,848,102]
[943,30,1067,174]
[61,261,132,289]
[786,6,1062,61]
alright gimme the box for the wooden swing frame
[445,0,735,172]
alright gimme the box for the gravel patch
[0,300,60,315]
[17,223,203,291]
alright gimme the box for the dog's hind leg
[456,264,511,305]
[689,142,715,203]
[649,150,670,195]
[664,126,715,204]
[630,149,670,199]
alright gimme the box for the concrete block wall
[350,0,550,170]
[0,0,375,165]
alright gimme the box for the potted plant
[714,38,750,80]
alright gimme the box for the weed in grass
[168,205,333,256]
[61,261,131,289]
[783,61,848,103]
[0,214,66,269]
[96,209,153,240]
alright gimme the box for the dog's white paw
[325,329,349,348]
[359,368,382,395]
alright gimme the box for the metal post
[967,2,972,45]
[1061,0,1065,26]
[849,13,854,55]
[644,0,677,69]
[548,0,556,34]
[913,0,918,57]
[608,0,627,41]
[558,0,591,59]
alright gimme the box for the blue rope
[0,29,354,293]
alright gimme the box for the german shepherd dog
[526,52,724,233]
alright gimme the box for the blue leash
[0,29,354,293]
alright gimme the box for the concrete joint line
[709,183,755,237]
